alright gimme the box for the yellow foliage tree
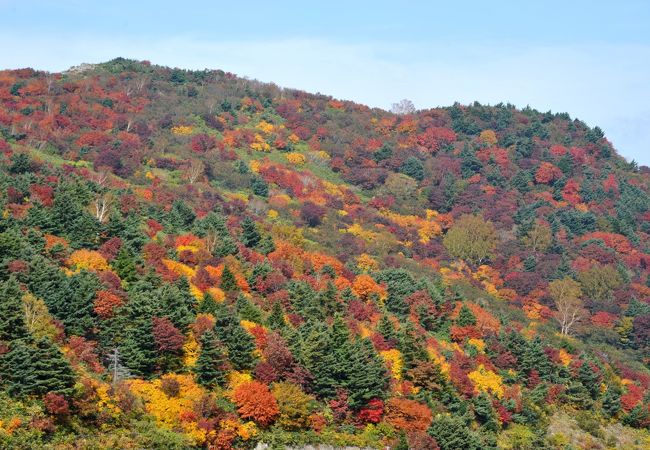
[380,349,403,380]
[468,364,504,398]
[66,249,110,273]
[286,152,306,165]
[271,382,314,430]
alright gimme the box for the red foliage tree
[152,317,185,352]
[93,290,124,319]
[44,392,70,417]
[190,133,217,153]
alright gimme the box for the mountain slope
[0,58,649,449]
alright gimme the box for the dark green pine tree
[59,270,100,336]
[457,304,477,326]
[235,294,263,323]
[25,201,56,233]
[194,211,238,257]
[257,234,275,255]
[299,323,338,399]
[120,291,158,377]
[240,217,261,248]
[199,293,219,316]
[318,281,340,316]
[520,336,553,381]
[473,393,499,432]
[397,322,427,373]
[578,356,601,400]
[167,200,196,231]
[0,340,36,397]
[220,266,238,292]
[194,330,228,388]
[113,246,138,283]
[267,301,287,330]
[159,278,196,331]
[1,338,75,397]
[376,314,397,344]
[213,305,256,371]
[622,404,650,428]
[602,384,622,418]
[343,338,389,409]
[31,337,76,396]
[563,381,593,409]
[400,156,425,181]
[429,415,483,450]
[0,276,29,341]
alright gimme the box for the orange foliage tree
[232,381,279,427]
[384,398,433,432]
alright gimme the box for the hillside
[0,57,649,449]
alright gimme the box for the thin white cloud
[1,34,648,164]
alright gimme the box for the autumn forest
[0,58,649,449]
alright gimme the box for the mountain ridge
[0,57,649,449]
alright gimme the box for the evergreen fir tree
[199,293,219,316]
[457,304,477,326]
[563,381,593,409]
[120,291,158,376]
[397,322,427,372]
[159,278,195,330]
[473,393,499,432]
[113,246,138,283]
[235,294,263,323]
[257,234,275,255]
[195,330,228,388]
[241,217,261,248]
[299,323,338,399]
[602,384,622,418]
[59,270,100,336]
[377,314,397,344]
[267,301,287,330]
[578,356,601,399]
[318,281,340,316]
[220,266,238,292]
[32,337,76,396]
[343,338,389,409]
[520,336,553,380]
[1,338,75,397]
[0,276,29,341]
[213,306,256,370]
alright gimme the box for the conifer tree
[397,322,427,372]
[602,384,622,418]
[520,336,553,380]
[235,294,263,323]
[377,314,397,344]
[32,337,76,396]
[220,266,238,292]
[0,276,28,342]
[578,356,601,399]
[241,217,261,248]
[258,235,275,255]
[267,301,287,330]
[195,330,228,388]
[343,338,389,409]
[113,246,138,283]
[1,338,75,397]
[120,291,157,376]
[213,305,256,370]
[457,304,477,326]
[159,278,195,330]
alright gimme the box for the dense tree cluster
[0,59,648,448]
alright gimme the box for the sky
[1,1,649,165]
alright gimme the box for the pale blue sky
[1,1,649,165]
